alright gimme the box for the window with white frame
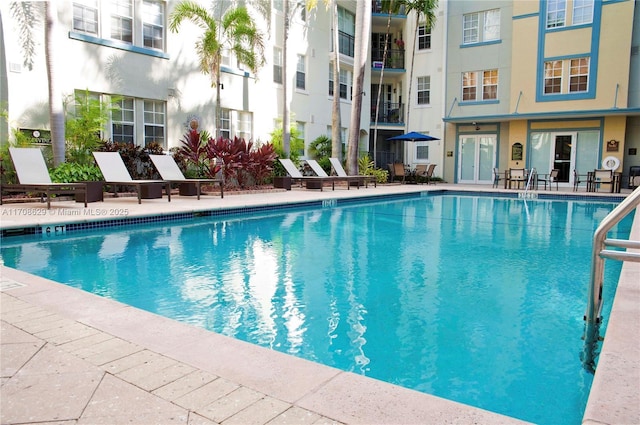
[463,9,500,44]
[296,55,306,90]
[236,111,252,140]
[112,97,135,144]
[220,109,231,139]
[462,69,498,101]
[482,69,498,100]
[572,0,594,25]
[546,0,566,28]
[73,0,99,34]
[418,24,431,50]
[417,76,431,105]
[273,0,283,12]
[142,0,164,50]
[544,60,562,94]
[296,121,305,156]
[110,0,133,43]
[416,145,429,160]
[143,100,165,146]
[273,47,283,84]
[569,57,589,92]
[328,64,352,100]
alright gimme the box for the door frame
[457,134,497,184]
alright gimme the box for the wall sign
[511,142,523,161]
[607,139,619,152]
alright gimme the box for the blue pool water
[0,194,633,424]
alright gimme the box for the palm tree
[169,1,266,138]
[10,2,65,166]
[308,0,343,162]
[346,0,371,175]
[402,0,438,147]
[372,0,403,167]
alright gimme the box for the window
[462,72,477,101]
[482,70,498,100]
[462,13,479,44]
[569,57,589,92]
[273,47,283,84]
[296,122,305,156]
[546,0,566,28]
[110,0,133,43]
[112,97,135,144]
[236,111,252,140]
[572,0,594,25]
[296,55,306,90]
[544,60,563,94]
[337,7,355,57]
[143,100,165,146]
[416,145,429,160]
[73,0,98,34]
[463,9,500,44]
[273,0,283,12]
[462,69,498,101]
[142,1,164,50]
[418,25,431,50]
[220,109,231,139]
[328,64,351,100]
[417,76,430,105]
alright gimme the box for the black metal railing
[338,31,354,57]
[371,48,405,69]
[370,102,404,124]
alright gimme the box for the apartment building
[443,0,640,187]
[2,1,637,186]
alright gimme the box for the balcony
[370,102,404,125]
[338,31,354,57]
[372,0,406,15]
[371,48,405,70]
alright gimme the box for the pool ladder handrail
[583,186,640,371]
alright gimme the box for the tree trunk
[282,0,291,156]
[331,0,342,162]
[404,14,420,163]
[346,0,370,174]
[45,2,65,166]
[372,11,394,167]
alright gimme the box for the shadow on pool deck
[1,184,638,424]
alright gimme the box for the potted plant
[50,162,104,203]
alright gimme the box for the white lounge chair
[329,157,376,188]
[278,158,333,190]
[93,151,171,204]
[306,159,364,189]
[1,147,88,208]
[149,154,223,199]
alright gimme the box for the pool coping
[1,184,638,424]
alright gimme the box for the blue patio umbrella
[387,131,440,142]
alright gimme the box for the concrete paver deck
[1,184,638,424]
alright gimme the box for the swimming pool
[0,193,632,424]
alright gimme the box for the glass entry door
[458,135,496,184]
[553,135,573,183]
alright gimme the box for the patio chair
[492,167,504,188]
[306,159,365,189]
[388,162,406,184]
[538,169,559,191]
[573,169,587,191]
[1,147,88,209]
[593,169,613,192]
[93,151,171,203]
[278,158,333,191]
[149,154,223,200]
[329,158,376,188]
[507,168,526,189]
[415,163,436,185]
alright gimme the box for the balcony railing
[370,102,404,124]
[338,31,354,57]
[371,48,405,70]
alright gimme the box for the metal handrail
[582,186,640,372]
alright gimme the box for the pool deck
[1,183,638,425]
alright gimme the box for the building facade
[1,0,638,186]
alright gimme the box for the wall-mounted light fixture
[472,121,480,131]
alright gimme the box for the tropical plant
[309,135,334,174]
[169,1,265,137]
[270,119,304,163]
[49,162,103,183]
[358,154,389,184]
[248,143,278,185]
[98,140,164,180]
[176,129,210,178]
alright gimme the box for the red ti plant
[176,130,208,177]
[204,136,248,185]
[248,143,277,184]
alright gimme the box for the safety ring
[602,156,620,171]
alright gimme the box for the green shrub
[50,162,103,182]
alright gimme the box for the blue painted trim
[372,13,407,19]
[513,12,539,20]
[459,39,502,49]
[68,32,170,59]
[220,65,252,78]
[442,106,640,122]
[459,100,500,106]
[535,0,602,102]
